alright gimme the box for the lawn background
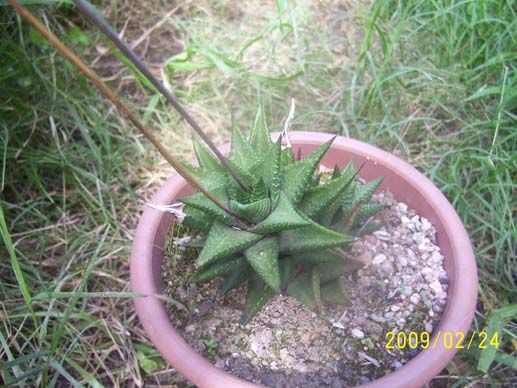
[1,0,515,386]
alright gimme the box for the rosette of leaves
[180,106,384,324]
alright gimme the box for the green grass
[354,0,516,281]
[1,0,516,386]
[0,7,148,386]
[347,1,516,384]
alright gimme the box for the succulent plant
[179,105,384,324]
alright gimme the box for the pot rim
[130,131,477,388]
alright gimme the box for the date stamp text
[385,331,499,350]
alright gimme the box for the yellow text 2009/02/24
[385,331,499,350]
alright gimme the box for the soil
[162,191,448,387]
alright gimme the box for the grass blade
[0,204,32,305]
[477,304,517,373]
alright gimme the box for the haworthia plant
[180,105,384,324]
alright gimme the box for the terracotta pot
[130,132,477,388]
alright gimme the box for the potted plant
[130,107,477,387]
[3,2,477,385]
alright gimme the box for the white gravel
[163,190,449,386]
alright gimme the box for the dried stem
[7,0,247,227]
[72,0,249,191]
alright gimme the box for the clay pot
[130,132,477,387]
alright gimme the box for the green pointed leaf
[336,161,356,185]
[256,139,281,201]
[331,164,341,179]
[279,257,295,290]
[249,192,310,234]
[321,162,357,225]
[221,265,252,294]
[229,175,267,205]
[320,200,344,228]
[358,203,385,221]
[334,160,357,181]
[241,278,275,324]
[320,262,346,283]
[192,256,247,283]
[310,174,321,188]
[298,165,358,218]
[182,206,213,233]
[181,188,235,226]
[244,237,281,291]
[193,137,224,172]
[281,137,335,204]
[281,147,295,169]
[196,222,262,267]
[249,104,271,154]
[344,206,361,233]
[179,161,229,191]
[320,278,350,305]
[230,118,259,169]
[287,271,317,309]
[341,184,356,218]
[353,177,383,207]
[230,198,271,223]
[312,266,321,307]
[296,250,344,265]
[227,159,260,187]
[280,217,353,254]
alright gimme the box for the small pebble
[432,304,443,313]
[421,267,433,276]
[185,324,196,333]
[429,280,443,295]
[410,293,421,305]
[351,328,365,339]
[401,286,413,296]
[393,361,403,369]
[372,254,387,265]
[373,230,390,241]
[369,314,386,323]
[380,261,395,275]
[397,203,408,213]
[421,218,432,232]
